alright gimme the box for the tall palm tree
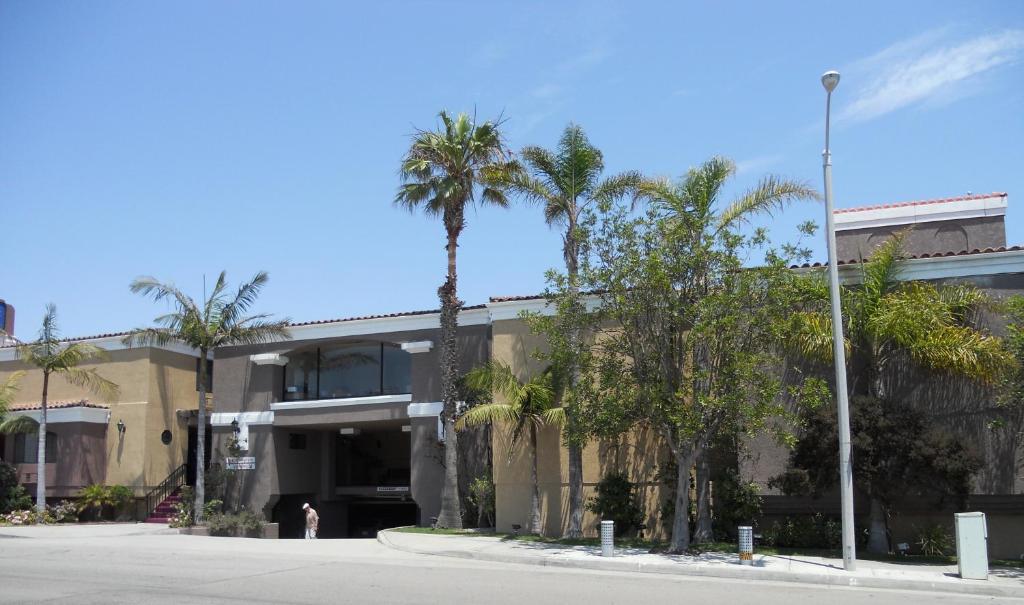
[396,110,512,529]
[17,305,119,511]
[497,124,640,538]
[124,271,290,522]
[631,156,819,549]
[457,361,564,535]
[785,231,1010,553]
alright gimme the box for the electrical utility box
[954,512,988,580]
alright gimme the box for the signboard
[225,456,255,470]
[376,486,409,494]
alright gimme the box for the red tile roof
[789,245,1024,269]
[287,304,487,327]
[8,399,108,412]
[834,192,1007,215]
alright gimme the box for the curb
[376,530,1024,599]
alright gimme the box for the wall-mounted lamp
[231,418,240,435]
[116,419,126,435]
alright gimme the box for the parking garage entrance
[272,420,418,538]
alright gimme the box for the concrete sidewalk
[378,529,1024,599]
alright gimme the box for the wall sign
[225,456,256,470]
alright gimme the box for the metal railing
[144,463,187,519]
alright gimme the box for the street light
[821,69,857,572]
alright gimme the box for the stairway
[145,490,181,524]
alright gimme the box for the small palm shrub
[77,484,134,520]
[915,523,954,556]
[586,472,644,537]
[468,474,495,528]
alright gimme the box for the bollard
[738,526,753,565]
[600,520,615,557]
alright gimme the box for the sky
[1,1,1022,339]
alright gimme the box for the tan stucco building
[0,335,208,505]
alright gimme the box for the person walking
[302,503,319,539]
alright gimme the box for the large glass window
[281,342,411,402]
[14,432,57,464]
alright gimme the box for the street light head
[821,71,841,93]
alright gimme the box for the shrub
[204,509,265,537]
[761,513,841,549]
[205,513,236,536]
[169,486,195,528]
[50,500,79,523]
[203,499,224,519]
[0,461,33,514]
[76,484,133,520]
[713,471,763,538]
[586,472,644,537]
[915,523,954,556]
[468,474,495,528]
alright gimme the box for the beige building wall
[490,317,671,538]
[0,345,202,497]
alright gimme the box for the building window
[14,432,57,464]
[282,342,411,402]
[288,433,307,450]
[195,358,214,392]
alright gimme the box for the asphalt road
[0,525,1016,604]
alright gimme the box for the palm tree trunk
[668,444,695,554]
[564,221,585,540]
[35,371,49,512]
[436,230,463,529]
[194,348,207,523]
[693,449,713,543]
[529,423,542,535]
[866,496,889,554]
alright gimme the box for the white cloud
[838,29,1024,123]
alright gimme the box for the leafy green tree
[17,305,119,511]
[457,361,565,535]
[125,271,289,522]
[783,232,1011,553]
[499,124,640,538]
[583,157,820,552]
[396,111,512,529]
[773,396,981,552]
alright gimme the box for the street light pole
[821,70,857,572]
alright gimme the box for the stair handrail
[145,463,187,520]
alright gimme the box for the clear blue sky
[2,1,1022,339]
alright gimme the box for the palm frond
[0,414,38,435]
[456,402,518,429]
[718,176,820,230]
[122,327,181,349]
[592,171,644,206]
[62,367,120,401]
[0,371,24,417]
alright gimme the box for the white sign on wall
[225,456,255,470]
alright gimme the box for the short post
[738,526,753,565]
[600,520,615,557]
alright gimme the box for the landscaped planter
[178,522,278,539]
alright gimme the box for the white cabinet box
[954,512,988,580]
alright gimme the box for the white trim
[270,393,412,411]
[210,411,275,426]
[0,336,204,362]
[281,307,491,344]
[834,195,1007,232]
[407,401,443,417]
[250,353,289,366]
[400,340,433,354]
[794,249,1024,284]
[9,407,110,425]
[486,295,601,322]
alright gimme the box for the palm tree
[631,156,819,549]
[785,231,1010,553]
[124,271,290,523]
[457,361,564,535]
[17,305,119,511]
[497,124,640,538]
[396,110,512,529]
[0,371,35,435]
